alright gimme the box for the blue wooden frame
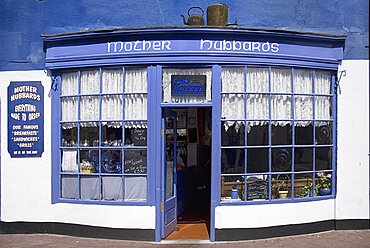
[45,27,344,242]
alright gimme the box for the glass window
[59,68,148,203]
[221,66,334,203]
[162,68,212,103]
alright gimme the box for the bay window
[220,66,334,202]
[60,68,148,202]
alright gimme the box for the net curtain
[221,67,332,132]
[61,69,148,129]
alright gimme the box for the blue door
[161,109,177,238]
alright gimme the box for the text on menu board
[8,82,44,157]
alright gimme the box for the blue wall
[0,0,368,71]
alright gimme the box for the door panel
[162,109,177,238]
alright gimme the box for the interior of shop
[165,107,212,240]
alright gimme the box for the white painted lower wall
[215,200,335,228]
[0,71,155,229]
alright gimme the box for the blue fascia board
[42,27,345,70]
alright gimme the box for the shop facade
[0,26,369,242]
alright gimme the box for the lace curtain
[221,67,332,131]
[61,69,147,129]
[162,68,212,103]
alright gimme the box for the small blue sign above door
[8,81,44,158]
[171,75,206,97]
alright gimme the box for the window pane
[315,147,332,170]
[80,70,100,94]
[61,149,78,172]
[61,175,78,199]
[80,96,100,120]
[124,176,147,201]
[271,68,291,93]
[124,94,147,120]
[124,149,147,174]
[295,123,313,145]
[294,147,313,171]
[316,172,332,196]
[294,69,312,94]
[294,96,313,120]
[61,72,78,96]
[125,68,147,93]
[80,149,99,173]
[221,94,245,119]
[246,94,269,119]
[246,67,269,93]
[247,148,268,173]
[221,121,245,146]
[102,69,122,94]
[125,125,148,146]
[247,124,268,146]
[102,176,123,201]
[315,70,332,94]
[272,148,292,172]
[315,96,332,120]
[80,123,99,147]
[80,176,99,200]
[272,174,291,199]
[61,97,78,121]
[246,175,268,201]
[102,149,122,174]
[102,95,122,120]
[221,149,245,174]
[61,124,77,147]
[221,175,245,201]
[294,173,313,198]
[272,123,292,145]
[102,122,123,146]
[271,95,292,120]
[316,122,332,145]
[222,67,244,92]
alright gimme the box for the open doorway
[163,107,212,240]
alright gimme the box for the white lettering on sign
[200,39,279,53]
[107,39,280,54]
[107,40,172,53]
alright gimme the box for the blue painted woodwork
[161,109,178,238]
[41,28,345,70]
[0,0,368,71]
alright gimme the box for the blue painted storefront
[0,0,368,71]
[43,27,345,241]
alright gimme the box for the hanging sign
[171,75,206,97]
[8,81,44,158]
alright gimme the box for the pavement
[0,230,370,248]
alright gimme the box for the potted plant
[300,184,312,197]
[316,172,331,196]
[276,180,289,199]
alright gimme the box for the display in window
[102,149,122,173]
[61,124,77,147]
[221,175,245,201]
[102,122,123,146]
[124,149,147,174]
[272,148,292,172]
[246,175,268,201]
[272,174,292,199]
[80,123,99,146]
[80,149,99,173]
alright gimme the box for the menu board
[246,177,268,200]
[124,150,147,174]
[8,81,44,157]
[132,128,147,146]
